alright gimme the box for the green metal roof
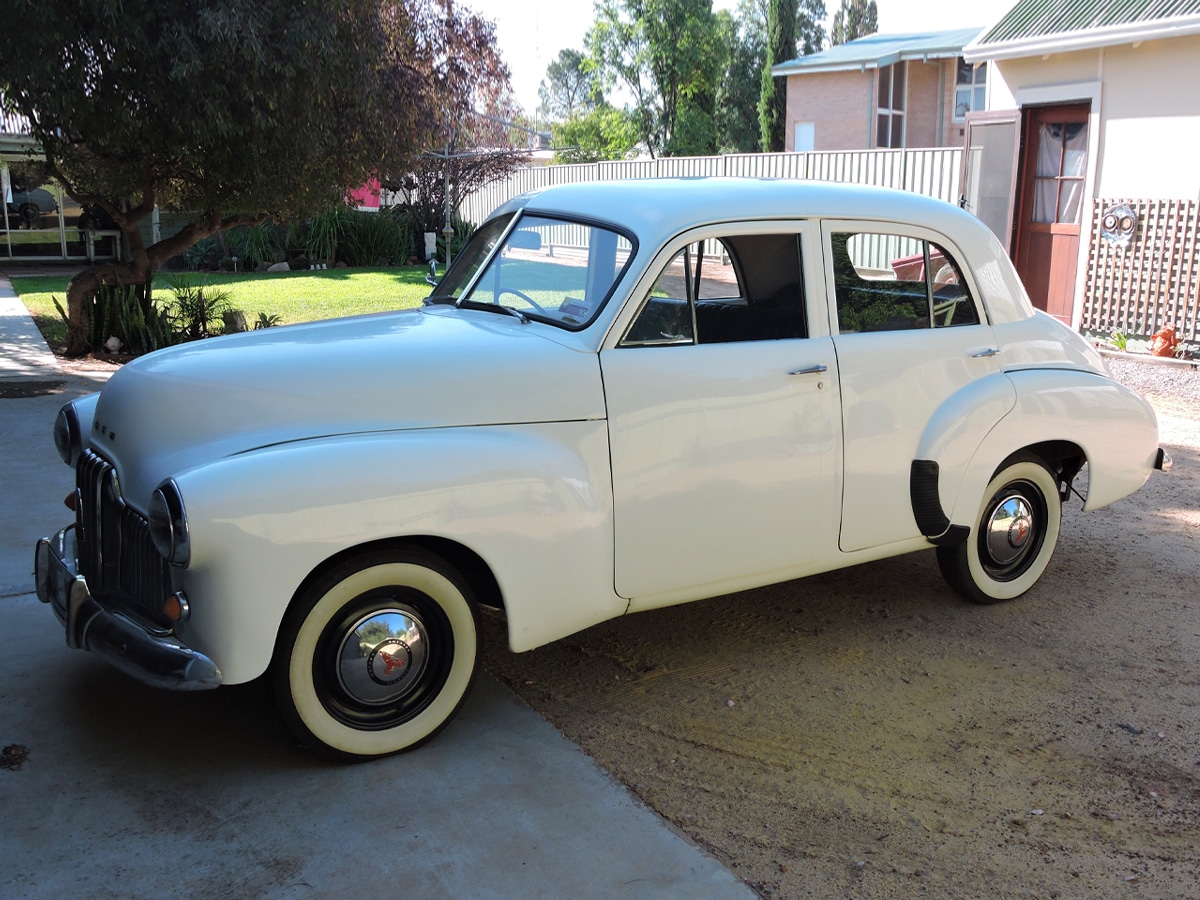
[967,0,1200,59]
[772,28,984,76]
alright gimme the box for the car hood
[88,306,606,506]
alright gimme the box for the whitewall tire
[272,547,481,761]
[937,455,1062,604]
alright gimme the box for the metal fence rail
[460,148,964,228]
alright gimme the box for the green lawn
[12,267,434,348]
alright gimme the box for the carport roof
[964,0,1200,61]
[771,28,984,76]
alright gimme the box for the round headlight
[54,404,81,466]
[148,480,190,567]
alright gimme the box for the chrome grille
[76,450,173,623]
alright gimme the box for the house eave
[771,49,963,78]
[0,135,40,156]
[964,15,1200,63]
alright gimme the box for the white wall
[989,33,1200,199]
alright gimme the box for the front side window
[832,231,980,333]
[430,213,634,329]
[623,233,807,346]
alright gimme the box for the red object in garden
[1150,325,1178,357]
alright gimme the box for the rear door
[821,220,1001,552]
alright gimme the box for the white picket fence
[459,148,963,227]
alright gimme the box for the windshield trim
[455,211,524,305]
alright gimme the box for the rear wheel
[272,547,480,761]
[17,203,39,228]
[937,455,1061,604]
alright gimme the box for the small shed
[963,0,1200,346]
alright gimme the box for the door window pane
[1034,178,1057,224]
[1058,179,1084,224]
[1036,124,1063,177]
[1062,122,1088,176]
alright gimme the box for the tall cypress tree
[759,0,797,152]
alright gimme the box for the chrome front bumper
[35,527,222,691]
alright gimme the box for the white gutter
[964,14,1200,62]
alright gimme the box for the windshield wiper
[424,294,457,305]
[455,298,529,324]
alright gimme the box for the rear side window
[832,232,980,333]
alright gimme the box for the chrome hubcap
[336,607,430,706]
[985,492,1036,566]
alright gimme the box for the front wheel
[271,547,481,761]
[937,455,1061,604]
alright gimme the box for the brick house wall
[784,58,970,152]
[784,71,873,151]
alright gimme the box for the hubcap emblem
[1008,515,1032,548]
[367,640,413,686]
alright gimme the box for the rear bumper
[35,527,221,691]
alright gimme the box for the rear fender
[946,369,1160,528]
[911,373,1016,540]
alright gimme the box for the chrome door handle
[788,364,828,376]
[969,347,1000,358]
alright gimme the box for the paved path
[0,273,754,899]
[0,273,60,378]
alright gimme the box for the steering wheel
[497,288,548,314]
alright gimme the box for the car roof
[497,177,967,242]
[491,177,1034,324]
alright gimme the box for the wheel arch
[282,536,505,633]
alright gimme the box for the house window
[876,63,906,148]
[954,59,986,121]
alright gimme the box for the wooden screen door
[1014,104,1090,323]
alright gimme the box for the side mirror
[425,259,439,287]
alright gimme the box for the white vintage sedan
[37,179,1168,760]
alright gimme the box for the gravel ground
[484,356,1200,899]
[1103,354,1200,403]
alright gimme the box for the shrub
[341,208,416,266]
[53,281,174,355]
[165,275,234,341]
[229,224,286,269]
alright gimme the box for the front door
[1014,103,1090,323]
[601,223,840,604]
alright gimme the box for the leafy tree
[0,0,509,355]
[538,49,602,122]
[551,107,641,163]
[831,0,878,46]
[714,7,762,152]
[759,0,797,152]
[588,0,723,157]
[793,0,828,56]
[717,0,825,152]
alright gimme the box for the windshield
[432,213,635,329]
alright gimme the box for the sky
[462,0,999,118]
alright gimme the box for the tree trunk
[63,260,150,356]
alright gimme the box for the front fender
[169,422,621,684]
[946,369,1160,528]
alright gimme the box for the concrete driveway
[0,284,752,899]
